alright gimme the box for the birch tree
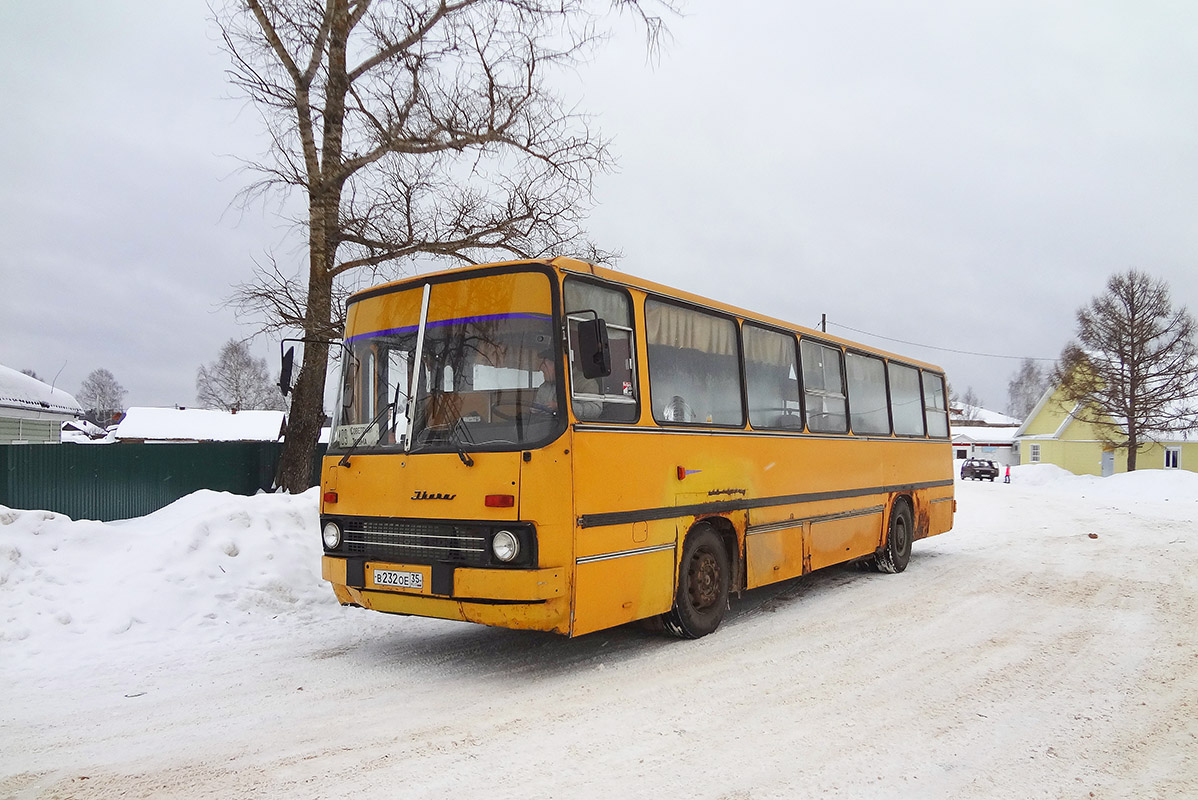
[196,338,287,411]
[1005,358,1050,420]
[78,368,127,425]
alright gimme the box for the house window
[1165,447,1181,470]
[1030,443,1041,463]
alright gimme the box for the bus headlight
[322,521,343,549]
[492,530,520,563]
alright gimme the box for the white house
[0,364,85,444]
[950,404,1022,466]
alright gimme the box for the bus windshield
[330,270,563,454]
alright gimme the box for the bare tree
[1054,269,1198,471]
[78,368,127,426]
[949,385,981,421]
[20,368,41,380]
[197,338,288,411]
[216,0,674,491]
[1005,358,1051,420]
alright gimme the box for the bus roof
[347,256,948,375]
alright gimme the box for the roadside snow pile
[1010,463,1198,508]
[0,489,328,653]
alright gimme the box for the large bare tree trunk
[219,0,676,492]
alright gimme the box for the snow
[952,404,1021,426]
[951,424,1020,444]
[3,469,1198,798]
[113,407,285,442]
[0,363,83,417]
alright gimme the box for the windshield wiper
[407,395,475,467]
[337,402,394,467]
[447,418,475,467]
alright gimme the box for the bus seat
[773,412,802,428]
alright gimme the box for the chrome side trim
[576,543,675,565]
[746,505,884,536]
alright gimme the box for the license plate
[373,569,424,590]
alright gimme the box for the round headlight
[492,530,520,563]
[322,522,342,549]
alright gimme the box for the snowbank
[1008,463,1198,505]
[0,489,328,655]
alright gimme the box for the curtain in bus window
[846,352,890,435]
[889,363,926,436]
[564,279,638,422]
[563,280,631,326]
[646,300,744,426]
[922,372,949,438]
[744,325,801,429]
[800,340,847,433]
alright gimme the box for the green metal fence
[0,443,326,522]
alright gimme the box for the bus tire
[876,500,913,574]
[663,525,731,639]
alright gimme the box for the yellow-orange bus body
[319,258,954,637]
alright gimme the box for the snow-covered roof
[951,425,1020,444]
[114,407,285,442]
[0,364,84,416]
[950,404,1021,426]
[1014,382,1198,442]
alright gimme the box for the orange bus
[311,257,954,638]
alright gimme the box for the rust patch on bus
[913,496,931,541]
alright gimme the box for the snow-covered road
[3,466,1197,799]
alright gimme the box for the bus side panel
[745,524,806,588]
[920,493,955,540]
[571,544,676,637]
[808,508,886,571]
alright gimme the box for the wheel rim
[687,547,721,611]
[895,516,910,553]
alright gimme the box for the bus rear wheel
[876,500,913,574]
[663,525,731,639]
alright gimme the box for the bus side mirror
[577,318,612,379]
[279,347,295,397]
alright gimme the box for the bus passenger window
[564,278,638,422]
[846,352,890,435]
[744,324,801,429]
[922,372,950,438]
[800,340,847,434]
[646,300,744,426]
[889,363,925,436]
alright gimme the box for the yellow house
[1014,385,1198,476]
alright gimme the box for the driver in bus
[535,350,560,412]
[537,349,602,418]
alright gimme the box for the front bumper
[322,555,569,633]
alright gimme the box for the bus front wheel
[663,525,731,639]
[876,501,913,574]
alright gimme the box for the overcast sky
[3,1,1197,413]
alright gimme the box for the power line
[826,321,1057,363]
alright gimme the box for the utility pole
[821,314,826,333]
